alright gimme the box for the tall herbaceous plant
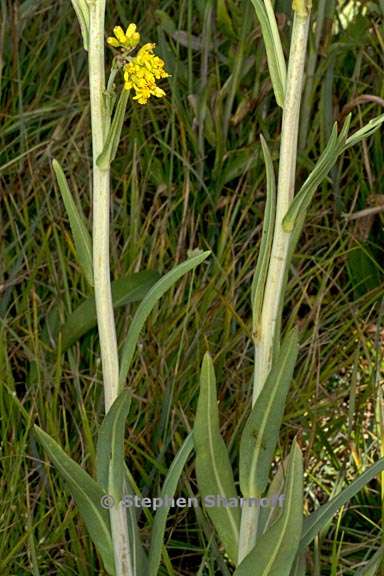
[193,1,384,575]
[33,1,384,575]
[34,2,210,576]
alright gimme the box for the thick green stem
[239,9,310,564]
[253,11,310,405]
[88,3,132,575]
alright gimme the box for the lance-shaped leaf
[148,434,194,576]
[97,89,130,170]
[235,441,303,576]
[34,426,114,575]
[299,457,384,550]
[282,117,349,233]
[71,0,89,51]
[96,390,132,496]
[60,271,160,351]
[194,353,241,564]
[343,112,384,152]
[283,112,384,234]
[119,250,210,386]
[249,0,286,107]
[240,328,298,498]
[123,468,148,575]
[52,159,93,286]
[251,135,276,340]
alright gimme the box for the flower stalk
[238,5,311,562]
[253,8,310,404]
[88,3,132,575]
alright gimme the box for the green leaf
[283,113,384,234]
[343,113,384,152]
[193,353,240,564]
[289,553,306,576]
[240,328,298,498]
[70,0,89,51]
[258,457,288,536]
[356,545,384,576]
[34,426,114,575]
[235,441,303,576]
[123,468,148,575]
[52,159,93,286]
[119,250,210,386]
[96,390,132,496]
[249,0,286,107]
[300,458,384,550]
[60,271,160,351]
[148,434,194,576]
[282,122,340,233]
[251,135,276,339]
[97,89,130,170]
[216,0,235,37]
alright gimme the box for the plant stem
[88,3,132,575]
[238,8,310,563]
[253,9,310,405]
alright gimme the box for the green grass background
[1,0,384,574]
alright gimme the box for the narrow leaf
[282,123,339,232]
[97,89,130,170]
[300,458,384,549]
[52,159,93,286]
[148,434,194,576]
[119,250,210,386]
[194,353,240,564]
[34,426,114,575]
[235,441,303,576]
[240,328,299,498]
[251,135,276,339]
[343,113,384,152]
[60,271,160,351]
[249,0,286,107]
[71,0,89,51]
[96,390,132,495]
[356,545,384,576]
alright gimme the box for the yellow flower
[107,24,170,105]
[107,23,140,49]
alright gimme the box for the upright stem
[239,8,310,564]
[88,3,132,575]
[89,1,119,413]
[253,9,310,405]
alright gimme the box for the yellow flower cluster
[107,24,140,50]
[107,24,170,105]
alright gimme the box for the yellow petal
[153,87,166,98]
[107,37,120,47]
[126,23,137,36]
[113,26,126,43]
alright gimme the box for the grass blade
[52,159,93,286]
[240,328,298,498]
[235,441,303,576]
[356,545,384,576]
[194,353,241,564]
[60,271,160,351]
[148,433,194,576]
[34,426,114,575]
[299,458,384,549]
[119,250,210,386]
